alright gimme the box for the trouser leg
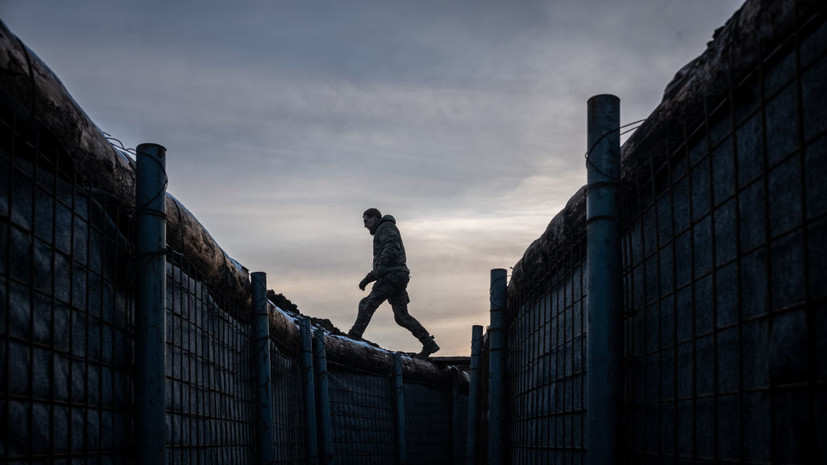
[350,272,433,344]
[349,292,384,338]
[386,274,431,343]
[389,297,430,342]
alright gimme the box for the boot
[415,336,440,359]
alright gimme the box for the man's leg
[348,294,382,339]
[348,278,396,339]
[386,275,439,356]
[388,294,430,342]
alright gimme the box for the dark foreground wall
[495,1,826,464]
[0,20,466,465]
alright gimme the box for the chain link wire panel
[620,9,827,464]
[269,329,309,464]
[404,381,451,464]
[325,358,467,465]
[164,256,257,464]
[404,377,467,465]
[1,106,136,463]
[506,235,587,465]
[328,361,397,464]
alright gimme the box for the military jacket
[367,215,410,280]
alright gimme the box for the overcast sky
[2,0,745,355]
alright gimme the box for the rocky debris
[266,289,357,339]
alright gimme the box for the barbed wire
[103,131,137,156]
[584,118,646,179]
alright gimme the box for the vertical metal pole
[466,324,483,465]
[300,317,319,465]
[135,143,167,465]
[488,268,507,465]
[252,272,275,465]
[586,94,622,465]
[393,352,407,464]
[313,330,334,464]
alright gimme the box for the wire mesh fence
[323,357,468,465]
[1,106,136,463]
[507,236,587,465]
[620,8,827,463]
[269,331,308,465]
[487,3,827,465]
[164,257,258,464]
[404,377,467,465]
[328,362,397,464]
[0,110,264,464]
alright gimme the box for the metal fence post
[586,94,622,465]
[466,324,483,465]
[488,268,507,465]
[135,143,167,465]
[393,352,407,464]
[313,330,334,464]
[252,272,275,465]
[300,317,319,465]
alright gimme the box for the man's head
[363,208,381,233]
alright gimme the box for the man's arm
[359,271,376,290]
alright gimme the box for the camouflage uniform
[349,215,432,345]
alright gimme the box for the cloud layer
[3,0,745,354]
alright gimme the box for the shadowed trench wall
[475,1,827,464]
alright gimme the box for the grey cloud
[2,0,748,354]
